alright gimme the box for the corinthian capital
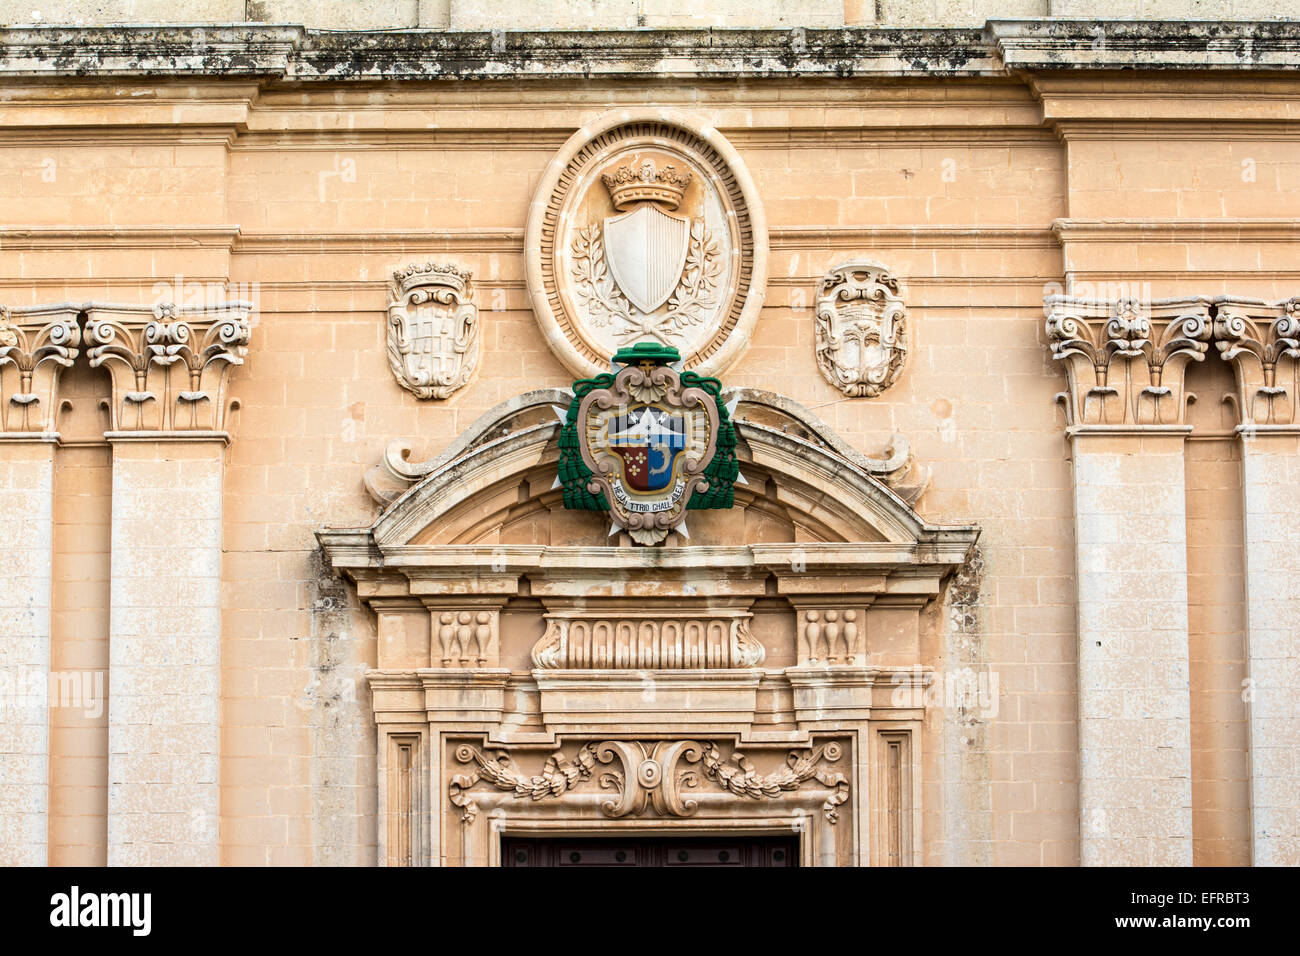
[84,301,251,437]
[0,303,82,437]
[1211,296,1300,427]
[1044,295,1214,428]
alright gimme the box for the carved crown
[392,262,472,298]
[601,159,692,211]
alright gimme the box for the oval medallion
[526,108,768,379]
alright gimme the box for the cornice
[1048,119,1300,141]
[988,19,1300,72]
[1,22,1299,82]
[0,226,242,250]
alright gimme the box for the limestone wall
[1,20,1297,866]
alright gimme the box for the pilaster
[0,304,81,866]
[1213,296,1300,867]
[1046,294,1206,866]
[85,301,250,866]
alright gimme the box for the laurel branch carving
[570,225,632,330]
[571,220,722,347]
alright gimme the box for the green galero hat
[611,341,681,367]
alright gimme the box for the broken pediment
[354,388,938,550]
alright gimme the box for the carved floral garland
[449,739,849,824]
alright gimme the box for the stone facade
[1,12,1299,867]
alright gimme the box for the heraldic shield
[557,342,740,545]
[602,204,691,315]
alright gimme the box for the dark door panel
[502,834,798,867]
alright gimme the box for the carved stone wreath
[387,262,478,400]
[449,740,849,825]
[525,108,768,380]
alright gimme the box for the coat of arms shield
[386,262,478,400]
[602,204,691,314]
[557,342,739,545]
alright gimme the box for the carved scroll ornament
[1044,295,1213,427]
[450,740,849,825]
[1212,296,1300,426]
[814,261,908,398]
[387,262,478,400]
[1045,293,1300,429]
[84,302,251,433]
[0,304,81,434]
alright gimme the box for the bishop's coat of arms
[558,342,738,545]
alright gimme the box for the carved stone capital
[84,301,251,436]
[0,303,82,436]
[814,260,908,398]
[387,262,477,400]
[1044,294,1213,427]
[1212,296,1300,427]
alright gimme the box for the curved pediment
[351,389,960,552]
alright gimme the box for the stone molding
[0,303,82,437]
[84,301,252,436]
[362,386,930,508]
[1046,293,1300,431]
[5,24,1300,81]
[814,260,907,398]
[387,262,478,400]
[989,20,1300,72]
